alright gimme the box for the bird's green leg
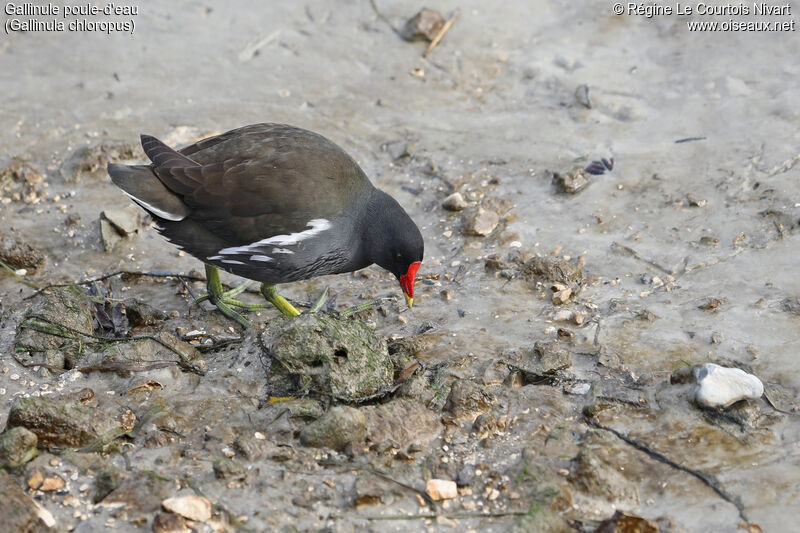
[200,265,270,327]
[260,283,301,317]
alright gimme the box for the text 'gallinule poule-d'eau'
[107,123,424,327]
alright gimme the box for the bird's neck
[356,189,398,267]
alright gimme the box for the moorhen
[108,123,424,326]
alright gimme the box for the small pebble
[426,479,458,500]
[442,192,468,211]
[552,288,572,305]
[40,476,66,492]
[162,495,212,522]
[693,363,763,408]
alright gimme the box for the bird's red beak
[399,261,421,308]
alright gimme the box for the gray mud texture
[1,1,800,532]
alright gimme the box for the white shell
[693,363,763,408]
[161,495,212,522]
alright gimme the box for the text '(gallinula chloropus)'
[108,123,424,327]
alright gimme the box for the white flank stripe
[221,259,245,265]
[271,248,294,254]
[207,255,223,260]
[218,245,252,255]
[218,219,331,255]
[250,255,273,262]
[123,191,186,221]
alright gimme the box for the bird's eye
[396,253,402,260]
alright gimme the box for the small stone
[444,380,493,418]
[425,479,458,501]
[522,256,582,284]
[161,495,212,522]
[509,340,571,379]
[101,205,141,235]
[733,232,746,245]
[442,192,468,211]
[553,167,590,194]
[461,207,500,236]
[100,219,122,251]
[299,406,366,450]
[40,476,66,492]
[27,470,44,490]
[400,8,445,41]
[698,297,724,311]
[693,363,764,408]
[552,288,572,305]
[572,311,588,325]
[152,512,189,533]
[487,488,500,501]
[0,426,38,468]
[686,193,707,207]
[0,232,45,271]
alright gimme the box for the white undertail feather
[122,191,187,222]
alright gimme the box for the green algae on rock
[14,286,94,359]
[0,426,39,469]
[6,394,130,450]
[260,314,394,402]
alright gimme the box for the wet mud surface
[1,1,799,532]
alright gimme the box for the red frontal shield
[399,261,421,299]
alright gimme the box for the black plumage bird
[108,123,424,326]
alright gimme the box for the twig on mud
[17,315,206,375]
[682,249,745,276]
[584,417,748,522]
[423,9,459,58]
[610,242,672,275]
[0,259,42,289]
[23,270,207,300]
[330,510,528,521]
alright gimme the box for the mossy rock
[14,286,94,360]
[6,395,126,449]
[0,427,38,469]
[260,314,393,402]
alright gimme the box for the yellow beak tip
[404,294,414,309]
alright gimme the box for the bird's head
[366,192,424,308]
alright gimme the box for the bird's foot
[200,265,269,328]
[260,283,301,317]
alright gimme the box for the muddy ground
[1,1,799,532]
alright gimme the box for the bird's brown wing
[145,126,370,244]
